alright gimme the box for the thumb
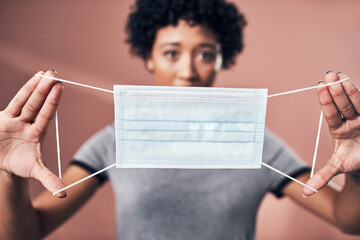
[303,160,340,197]
[32,162,67,198]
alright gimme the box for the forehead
[154,20,219,46]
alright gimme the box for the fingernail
[56,81,64,89]
[326,70,333,74]
[56,193,67,199]
[50,69,58,74]
[318,80,324,84]
[336,72,341,74]
[302,192,308,198]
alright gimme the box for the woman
[1,0,360,239]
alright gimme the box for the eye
[164,50,179,60]
[198,51,215,63]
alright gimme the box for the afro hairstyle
[126,0,247,69]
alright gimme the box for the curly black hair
[126,0,247,69]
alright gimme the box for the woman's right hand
[0,70,66,197]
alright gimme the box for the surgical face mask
[36,74,335,195]
[114,85,268,169]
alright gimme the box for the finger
[317,78,343,129]
[303,159,341,196]
[31,161,67,198]
[338,72,360,115]
[4,71,45,117]
[20,70,57,122]
[326,71,357,120]
[33,82,63,133]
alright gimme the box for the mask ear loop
[38,74,349,196]
[55,111,62,180]
[262,109,323,194]
[34,74,114,94]
[311,110,323,177]
[261,162,318,192]
[53,163,116,196]
[267,77,350,98]
[54,109,116,196]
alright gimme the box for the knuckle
[327,159,342,174]
[48,98,59,108]
[24,82,34,94]
[41,171,52,183]
[329,88,344,98]
[36,167,50,183]
[38,113,51,122]
[12,96,21,107]
[31,122,45,136]
[328,121,342,130]
[318,174,328,184]
[341,103,355,117]
[327,112,341,122]
[36,86,49,97]
[346,86,358,98]
[26,102,37,113]
[320,99,334,106]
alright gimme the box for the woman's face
[146,20,222,87]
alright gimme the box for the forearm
[334,171,360,234]
[0,171,40,240]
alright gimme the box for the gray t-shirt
[72,124,309,240]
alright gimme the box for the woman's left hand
[303,71,360,196]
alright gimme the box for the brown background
[0,0,360,239]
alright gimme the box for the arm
[0,165,100,239]
[0,171,38,239]
[33,165,101,238]
[284,172,360,234]
[332,173,360,233]
[285,71,360,234]
[0,70,99,239]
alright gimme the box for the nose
[177,53,198,82]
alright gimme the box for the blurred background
[0,0,359,239]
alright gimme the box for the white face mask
[36,74,344,194]
[114,85,268,169]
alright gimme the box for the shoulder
[74,123,115,159]
[90,123,115,142]
[82,123,114,147]
[263,128,308,177]
[263,128,292,160]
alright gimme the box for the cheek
[195,64,217,84]
[153,57,177,86]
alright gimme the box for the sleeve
[262,128,311,198]
[69,123,116,185]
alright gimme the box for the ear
[145,58,155,73]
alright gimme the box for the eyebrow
[159,42,217,49]
[199,43,217,49]
[159,42,181,48]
